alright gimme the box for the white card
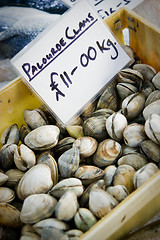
[11,1,131,125]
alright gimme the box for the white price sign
[11,1,131,125]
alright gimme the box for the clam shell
[103,165,117,187]
[93,139,121,167]
[116,82,138,100]
[24,125,60,150]
[133,163,159,189]
[144,114,160,144]
[0,143,17,170]
[0,172,8,186]
[140,139,160,163]
[66,229,83,240]
[74,165,105,185]
[0,202,22,227]
[0,187,15,203]
[53,137,75,158]
[133,63,156,81]
[143,99,160,120]
[73,136,98,158]
[66,125,84,139]
[23,109,48,129]
[113,164,136,193]
[106,185,129,202]
[55,191,78,221]
[116,68,143,86]
[74,208,97,232]
[5,168,24,188]
[117,153,148,170]
[20,193,57,224]
[89,189,118,218]
[17,164,53,200]
[145,90,160,107]
[1,124,19,145]
[152,71,160,89]
[49,178,84,198]
[58,147,80,178]
[41,228,69,240]
[14,144,36,171]
[33,218,69,235]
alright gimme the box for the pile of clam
[0,46,160,240]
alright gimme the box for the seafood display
[0,46,160,240]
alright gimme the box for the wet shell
[49,178,84,198]
[0,143,17,170]
[121,92,146,120]
[140,139,160,163]
[113,164,136,193]
[24,125,60,150]
[106,185,129,202]
[73,136,98,158]
[5,169,24,188]
[89,189,118,218]
[133,63,156,81]
[55,191,78,221]
[0,187,15,203]
[0,202,22,227]
[143,99,160,120]
[17,164,53,200]
[117,153,148,170]
[58,147,80,178]
[144,114,160,145]
[123,123,147,147]
[1,124,19,145]
[83,116,108,142]
[133,163,159,189]
[106,112,128,142]
[14,144,36,171]
[33,218,69,235]
[93,139,121,167]
[20,194,57,224]
[0,172,8,186]
[74,208,97,232]
[37,151,58,186]
[74,165,105,185]
[23,109,48,129]
[103,165,117,187]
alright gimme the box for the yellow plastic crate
[0,8,160,240]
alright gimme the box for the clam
[152,71,160,89]
[123,123,147,147]
[97,81,118,111]
[89,108,114,118]
[83,116,108,142]
[93,139,121,167]
[55,190,78,221]
[143,99,160,120]
[14,144,36,171]
[144,114,160,145]
[116,68,143,87]
[145,90,160,107]
[58,147,80,178]
[17,164,53,200]
[117,153,148,170]
[74,208,97,232]
[20,125,31,143]
[20,193,57,224]
[49,178,84,198]
[0,172,8,186]
[80,179,105,207]
[33,218,69,235]
[0,202,22,227]
[103,165,117,187]
[24,125,60,150]
[89,189,118,218]
[73,136,98,158]
[116,82,138,100]
[121,144,139,155]
[121,92,146,120]
[1,124,19,145]
[106,112,128,142]
[141,80,155,98]
[106,185,129,202]
[66,125,84,139]
[133,163,159,189]
[41,228,69,240]
[5,168,24,188]
[113,164,136,193]
[81,101,96,118]
[66,229,83,240]
[53,137,75,158]
[133,63,156,81]
[21,224,41,240]
[0,143,17,170]
[74,165,105,185]
[140,139,160,163]
[0,187,15,203]
[23,109,48,129]
[37,151,58,186]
